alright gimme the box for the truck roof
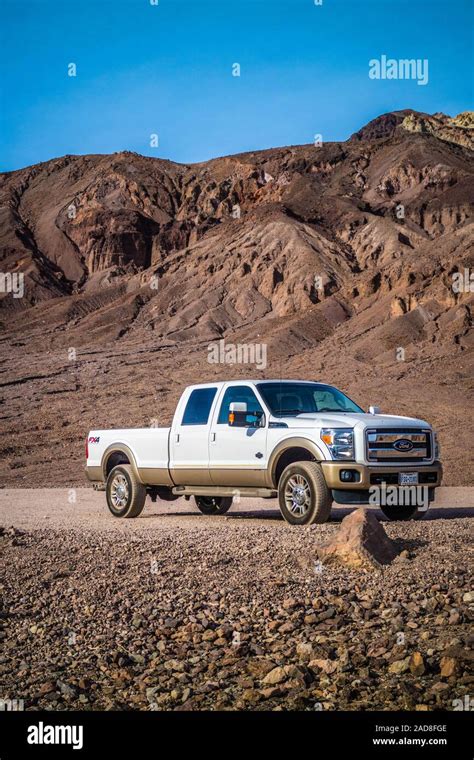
[186,379,322,389]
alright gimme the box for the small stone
[296,642,313,659]
[409,652,425,676]
[57,681,77,699]
[262,665,302,685]
[260,686,283,699]
[440,656,458,678]
[38,681,56,696]
[309,658,337,675]
[389,657,411,675]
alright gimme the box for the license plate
[399,472,418,485]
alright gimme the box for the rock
[260,686,283,699]
[296,642,313,659]
[409,652,425,676]
[246,659,276,678]
[282,598,299,610]
[462,591,474,603]
[317,508,399,568]
[309,658,338,675]
[389,657,411,675]
[57,681,77,699]
[440,657,458,678]
[38,681,56,696]
[261,665,302,685]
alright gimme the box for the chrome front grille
[366,429,432,462]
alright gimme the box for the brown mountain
[0,110,473,488]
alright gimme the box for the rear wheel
[106,464,146,518]
[278,461,332,525]
[194,496,233,515]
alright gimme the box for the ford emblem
[393,438,414,452]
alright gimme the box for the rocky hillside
[0,110,473,487]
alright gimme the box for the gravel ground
[0,488,473,712]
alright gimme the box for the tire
[106,464,146,518]
[194,495,233,515]
[278,461,332,525]
[380,504,419,521]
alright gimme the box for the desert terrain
[0,109,473,488]
[0,110,473,714]
[0,489,473,711]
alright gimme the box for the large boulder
[317,508,399,569]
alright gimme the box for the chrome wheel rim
[110,473,129,508]
[284,474,311,516]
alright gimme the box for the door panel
[209,385,268,486]
[169,386,218,485]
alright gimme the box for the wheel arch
[102,444,142,483]
[268,437,326,488]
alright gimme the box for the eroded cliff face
[0,111,472,487]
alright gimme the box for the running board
[172,485,277,499]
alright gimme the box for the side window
[181,388,217,426]
[217,386,264,425]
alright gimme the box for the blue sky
[1,0,472,172]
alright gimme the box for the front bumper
[321,460,443,489]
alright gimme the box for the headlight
[433,431,440,459]
[320,428,354,460]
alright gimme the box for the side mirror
[228,402,248,427]
[368,405,381,415]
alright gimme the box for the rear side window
[181,388,217,426]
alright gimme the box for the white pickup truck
[85,380,442,524]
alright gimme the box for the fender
[101,443,142,483]
[267,436,327,487]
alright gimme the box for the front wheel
[278,461,332,525]
[194,496,233,515]
[106,464,146,518]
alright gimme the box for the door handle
[175,433,180,443]
[211,432,216,442]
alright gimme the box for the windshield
[256,382,364,417]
